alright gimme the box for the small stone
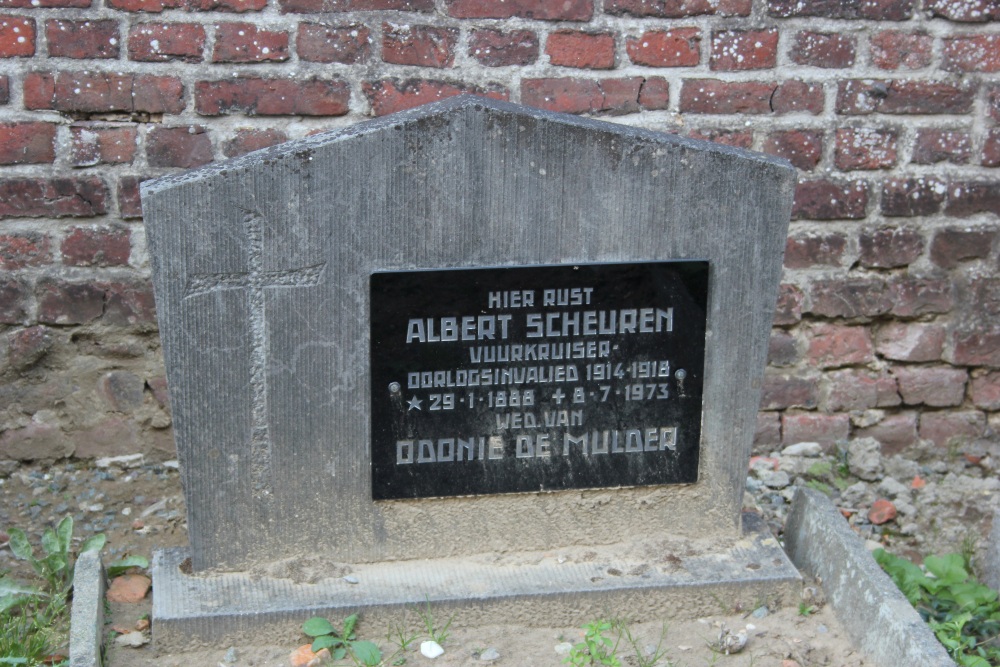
[308,648,332,666]
[223,647,238,664]
[106,574,151,603]
[132,519,145,530]
[782,660,802,667]
[95,453,145,469]
[760,470,790,489]
[848,438,883,481]
[554,642,573,655]
[342,575,359,584]
[751,606,769,618]
[877,477,910,499]
[290,644,318,667]
[420,640,445,659]
[817,624,828,633]
[135,618,150,631]
[781,442,822,457]
[480,647,500,661]
[868,498,897,525]
[114,631,149,648]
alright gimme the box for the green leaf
[332,648,346,661]
[106,555,149,577]
[79,533,106,555]
[303,617,336,638]
[351,641,382,666]
[7,528,33,561]
[56,516,74,554]
[925,554,968,587]
[41,527,61,557]
[343,613,358,640]
[0,658,29,665]
[44,553,67,575]
[806,461,832,476]
[311,636,342,652]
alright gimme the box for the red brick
[822,368,899,411]
[893,366,967,407]
[835,128,897,170]
[0,233,50,270]
[128,22,205,62]
[100,279,157,327]
[875,322,946,362]
[946,181,1000,217]
[754,412,781,447]
[762,130,821,170]
[791,31,855,68]
[637,77,669,109]
[469,29,537,67]
[37,279,105,325]
[943,35,1000,72]
[146,126,213,168]
[837,80,976,115]
[970,371,1000,410]
[0,122,55,165]
[774,283,803,325]
[912,129,971,165]
[382,23,456,69]
[0,177,107,219]
[926,0,999,21]
[782,413,850,447]
[24,71,184,114]
[881,177,946,217]
[0,278,28,324]
[445,0,591,20]
[61,225,130,267]
[854,412,918,455]
[868,498,897,525]
[546,30,614,69]
[0,76,7,104]
[768,0,913,19]
[870,31,932,70]
[948,328,1000,367]
[688,128,752,148]
[1,0,88,6]
[710,29,777,71]
[188,0,266,9]
[196,77,350,116]
[46,19,117,59]
[930,227,996,268]
[213,22,287,63]
[982,129,1000,167]
[771,80,824,114]
[768,330,800,366]
[521,77,667,115]
[626,29,699,68]
[606,0,749,17]
[792,179,868,220]
[117,176,147,219]
[279,0,431,12]
[919,411,985,448]
[810,277,892,319]
[0,15,33,57]
[889,275,953,317]
[222,127,287,157]
[363,79,507,116]
[858,226,923,268]
[807,322,874,368]
[5,325,54,370]
[679,79,773,114]
[70,124,137,166]
[784,232,846,268]
[760,372,818,410]
[985,85,999,122]
[297,23,371,64]
[106,574,151,603]
[106,0,182,10]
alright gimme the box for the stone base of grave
[151,512,801,650]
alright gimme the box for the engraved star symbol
[407,395,423,411]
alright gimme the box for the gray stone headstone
[142,96,795,573]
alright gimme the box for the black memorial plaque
[370,261,709,500]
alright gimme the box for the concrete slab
[69,550,106,667]
[784,487,955,667]
[151,512,801,650]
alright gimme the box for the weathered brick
[946,181,1000,217]
[445,0,591,19]
[100,279,157,327]
[926,0,999,21]
[546,30,614,69]
[881,177,946,217]
[679,79,773,114]
[858,226,923,268]
[854,412,918,455]
[919,411,985,448]
[222,127,287,157]
[0,76,8,104]
[822,368,899,411]
[771,80,824,114]
[279,0,430,11]
[889,275,953,316]
[875,322,946,362]
[1,0,88,6]
[0,278,28,324]
[98,371,145,412]
[837,80,976,115]
[296,23,371,64]
[146,126,213,168]
[626,28,699,67]
[762,130,822,171]
[984,129,1000,167]
[606,0,749,17]
[948,328,1000,367]
[768,0,913,19]
[760,372,818,410]
[710,29,777,71]
[688,128,752,148]
[784,232,846,268]
[0,177,107,219]
[61,225,130,267]
[870,31,932,70]
[791,31,854,68]
[5,325,54,370]
[0,233,50,270]
[894,366,967,407]
[70,124,137,166]
[782,413,850,447]
[117,176,147,219]
[521,77,667,115]
[196,77,350,116]
[0,122,55,165]
[792,179,868,220]
[767,330,800,367]
[73,418,142,459]
[930,227,996,268]
[188,0,266,10]
[810,277,892,319]
[213,22,288,63]
[37,278,105,325]
[128,22,205,62]
[754,412,781,447]
[943,35,1000,73]
[0,15,33,57]
[46,19,117,59]
[0,422,73,461]
[24,71,185,114]
[106,0,182,11]
[970,370,1000,410]
[774,283,803,325]
[364,79,507,116]
[469,29,537,67]
[807,322,875,368]
[382,23,456,69]
[912,129,971,165]
[835,128,898,170]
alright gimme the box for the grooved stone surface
[69,550,106,667]
[142,96,795,571]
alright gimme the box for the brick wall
[0,0,997,461]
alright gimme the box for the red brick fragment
[855,413,918,456]
[5,325,54,369]
[792,179,868,220]
[70,124,137,166]
[107,575,151,603]
[688,128,752,148]
[46,19,118,59]
[146,126,213,169]
[913,129,971,165]
[117,176,147,219]
[546,30,614,69]
[868,499,897,525]
[760,372,817,410]
[807,323,874,368]
[768,0,913,19]
[771,80,824,114]
[364,79,507,116]
[881,178,946,217]
[279,0,430,11]
[835,128,898,170]
[894,366,967,407]
[606,0,749,17]
[0,278,29,324]
[222,128,287,157]
[946,181,1000,217]
[784,233,846,268]
[920,412,986,448]
[836,80,976,115]
[61,225,130,267]
[469,29,537,67]
[791,31,855,68]
[858,226,923,268]
[0,122,56,165]
[128,22,205,62]
[0,233,50,270]
[24,71,184,114]
[763,130,822,171]
[710,29,777,71]
[444,0,591,20]
[970,371,1000,410]
[926,0,999,21]
[36,278,105,325]
[822,369,899,411]
[982,129,1000,167]
[679,79,773,114]
[0,177,107,219]
[106,0,182,10]
[626,29,700,67]
[0,15,34,57]
[213,22,288,63]
[943,35,1000,72]
[930,227,996,268]
[875,322,945,362]
[870,31,932,70]
[196,77,350,116]
[382,23,456,69]
[296,23,371,64]
[0,76,8,104]
[1,0,88,6]
[521,77,666,115]
[782,413,850,447]
[774,283,803,325]
[810,277,892,319]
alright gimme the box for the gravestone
[142,96,799,646]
